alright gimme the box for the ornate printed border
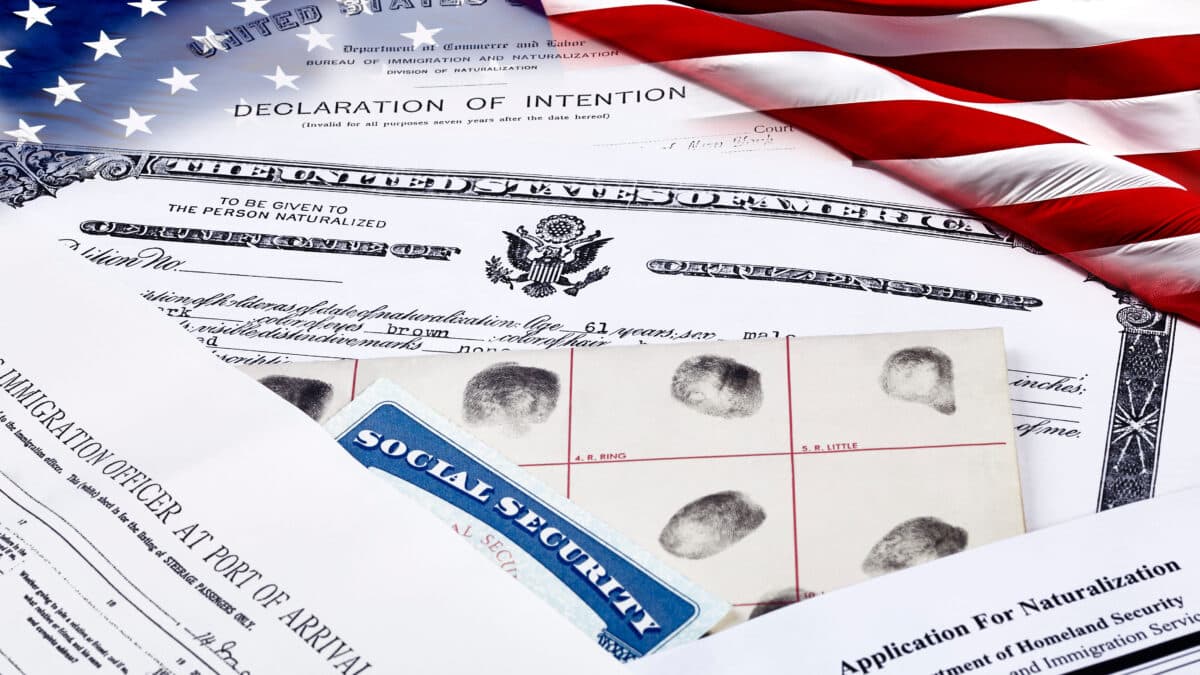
[0,143,143,207]
[0,141,1023,246]
[1096,294,1176,511]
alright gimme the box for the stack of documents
[2,2,1198,673]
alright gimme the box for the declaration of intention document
[632,488,1200,675]
[0,231,625,674]
[4,140,1197,535]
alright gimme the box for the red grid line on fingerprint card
[785,336,801,603]
[565,348,575,499]
[570,450,791,465]
[795,441,1009,456]
[516,441,1007,469]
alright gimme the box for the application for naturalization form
[632,487,1200,675]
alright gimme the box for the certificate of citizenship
[2,140,1196,539]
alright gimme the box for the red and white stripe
[540,0,1200,321]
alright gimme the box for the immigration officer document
[633,488,1200,675]
[0,231,624,674]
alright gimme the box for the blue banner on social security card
[334,398,703,661]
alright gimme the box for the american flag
[0,0,544,145]
[0,0,272,143]
[4,0,1197,323]
[539,0,1200,323]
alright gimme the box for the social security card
[325,379,728,661]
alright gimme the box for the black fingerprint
[748,588,816,620]
[670,355,763,418]
[258,375,334,421]
[659,490,766,559]
[462,362,560,436]
[879,346,957,415]
[862,516,968,576]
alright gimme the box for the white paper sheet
[630,489,1200,675]
[0,229,624,674]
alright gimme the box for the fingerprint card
[245,327,1025,629]
[570,339,791,457]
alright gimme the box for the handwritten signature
[191,631,251,675]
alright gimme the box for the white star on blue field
[0,0,555,146]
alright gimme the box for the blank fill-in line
[211,345,337,360]
[186,315,243,323]
[1011,398,1083,410]
[178,269,341,284]
[1008,367,1081,379]
[1013,413,1081,424]
[598,132,737,147]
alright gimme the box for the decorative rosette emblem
[536,214,586,244]
[485,214,613,298]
